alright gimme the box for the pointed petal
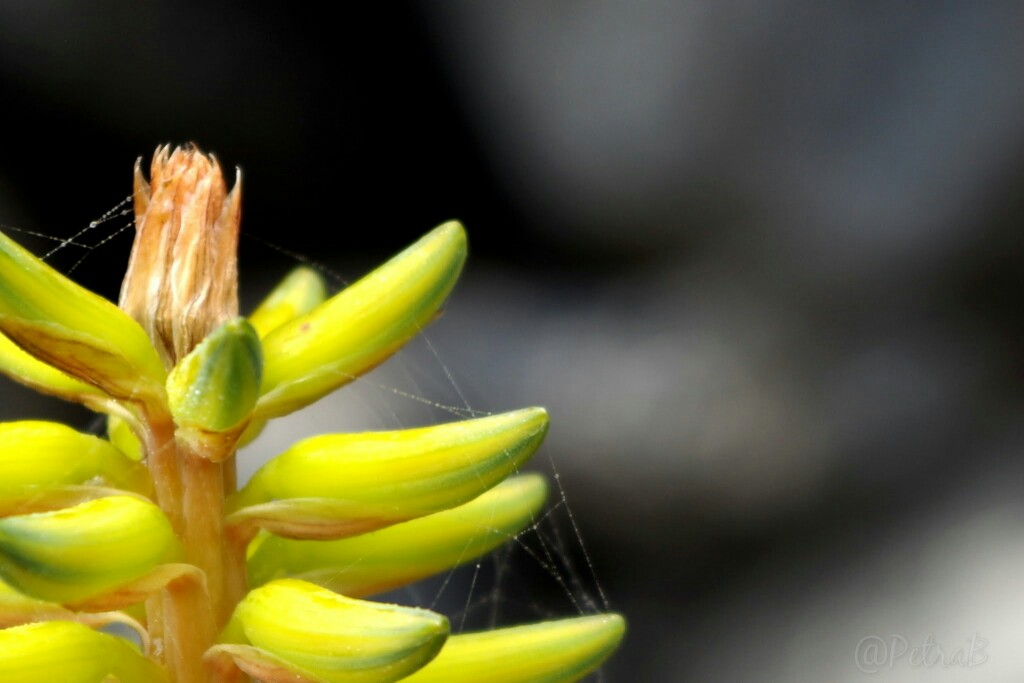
[0,495,178,604]
[0,621,166,683]
[0,230,166,402]
[401,614,626,683]
[257,222,466,418]
[248,267,328,338]
[167,318,262,460]
[227,408,548,540]
[248,474,547,596]
[207,579,448,683]
[0,421,151,496]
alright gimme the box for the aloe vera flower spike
[0,145,625,683]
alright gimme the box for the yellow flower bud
[0,621,166,683]
[248,266,328,338]
[257,221,467,418]
[208,579,448,683]
[0,420,149,495]
[248,474,547,597]
[0,495,178,605]
[0,230,165,403]
[402,614,626,683]
[227,408,548,541]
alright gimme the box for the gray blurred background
[1,2,1023,681]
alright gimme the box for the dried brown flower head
[119,144,241,368]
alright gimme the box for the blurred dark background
[1,3,1024,681]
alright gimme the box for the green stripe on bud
[0,230,166,402]
[401,614,626,683]
[207,579,448,683]
[0,495,178,605]
[167,317,262,460]
[0,621,166,683]
[248,474,547,596]
[249,267,328,338]
[257,222,467,418]
[0,421,150,495]
[227,407,548,541]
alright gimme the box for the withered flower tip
[119,144,241,368]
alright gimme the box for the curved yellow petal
[257,222,466,418]
[227,408,548,540]
[108,413,144,461]
[0,621,165,683]
[248,474,547,596]
[238,266,325,446]
[0,495,178,604]
[208,579,448,683]
[0,331,116,412]
[402,614,626,683]
[0,420,150,496]
[0,230,166,402]
[249,267,328,338]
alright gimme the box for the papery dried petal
[120,145,241,367]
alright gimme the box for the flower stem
[144,410,248,682]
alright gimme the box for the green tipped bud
[249,474,548,596]
[257,221,467,418]
[0,495,178,605]
[0,621,166,683]
[249,266,328,338]
[207,579,448,683]
[0,230,166,402]
[167,317,263,460]
[0,421,150,496]
[402,614,626,683]
[228,407,549,541]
